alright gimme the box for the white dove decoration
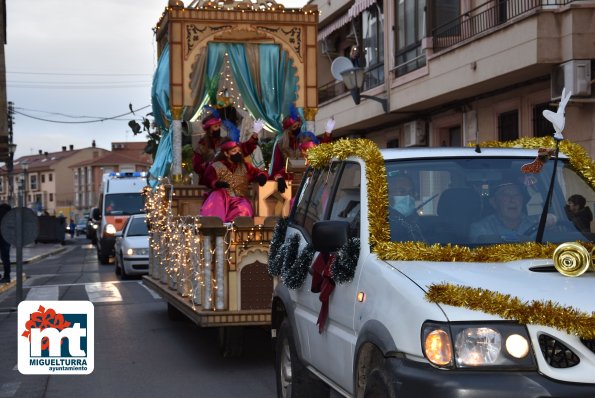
[542,88,572,140]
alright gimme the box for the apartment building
[314,0,595,153]
[70,141,152,217]
[0,144,108,217]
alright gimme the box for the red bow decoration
[22,305,72,350]
[310,253,335,333]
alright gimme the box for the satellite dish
[331,56,354,81]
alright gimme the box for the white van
[92,172,147,264]
[271,139,595,397]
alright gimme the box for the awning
[317,0,378,41]
[317,12,352,41]
[349,0,377,19]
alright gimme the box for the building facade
[70,141,152,218]
[0,144,109,218]
[0,141,152,222]
[314,0,595,153]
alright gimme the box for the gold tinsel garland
[308,137,595,262]
[426,283,595,340]
[474,136,595,189]
[308,139,390,246]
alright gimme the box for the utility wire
[8,84,150,90]
[14,107,143,120]
[9,80,150,84]
[12,105,151,124]
[7,71,152,77]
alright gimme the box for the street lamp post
[21,160,28,209]
[7,143,16,207]
[15,159,28,304]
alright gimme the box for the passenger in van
[470,179,556,243]
[193,111,260,186]
[388,174,424,242]
[199,138,268,223]
[565,194,593,234]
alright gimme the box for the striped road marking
[84,282,123,302]
[25,286,59,301]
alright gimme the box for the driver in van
[388,174,424,242]
[470,179,556,243]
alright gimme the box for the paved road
[0,239,276,398]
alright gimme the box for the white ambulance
[92,172,147,264]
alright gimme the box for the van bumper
[384,356,595,398]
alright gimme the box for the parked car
[86,208,99,244]
[75,220,87,236]
[270,139,595,397]
[114,214,149,279]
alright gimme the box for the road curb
[0,246,66,294]
[0,274,27,294]
[9,246,68,266]
[22,246,68,264]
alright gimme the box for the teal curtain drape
[148,128,173,188]
[149,44,172,188]
[193,43,227,117]
[227,44,298,133]
[151,44,171,130]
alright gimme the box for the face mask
[392,195,416,217]
[230,153,243,163]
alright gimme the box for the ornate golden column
[171,106,184,183]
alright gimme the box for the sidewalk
[0,241,68,294]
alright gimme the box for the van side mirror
[91,208,101,220]
[312,221,349,253]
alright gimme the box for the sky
[5,0,306,161]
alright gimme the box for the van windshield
[385,157,595,246]
[104,193,145,216]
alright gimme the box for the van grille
[538,335,579,368]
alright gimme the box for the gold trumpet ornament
[552,242,595,277]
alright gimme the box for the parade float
[142,0,319,356]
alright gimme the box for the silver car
[114,214,149,278]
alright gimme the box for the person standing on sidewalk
[0,203,11,283]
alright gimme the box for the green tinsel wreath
[267,217,289,276]
[282,244,315,289]
[280,234,301,278]
[331,238,360,284]
[269,242,286,276]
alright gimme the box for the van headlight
[104,224,117,236]
[422,322,535,369]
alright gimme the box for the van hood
[389,259,595,320]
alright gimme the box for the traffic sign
[1,208,39,246]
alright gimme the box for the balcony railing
[432,0,580,53]
[318,63,385,104]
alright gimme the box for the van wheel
[97,246,110,265]
[363,363,398,398]
[275,319,329,398]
